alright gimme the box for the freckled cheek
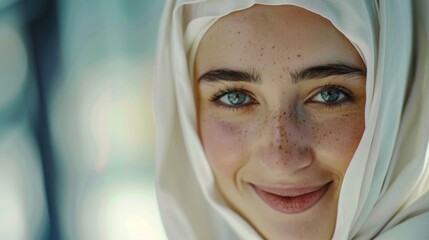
[199,118,252,176]
[314,115,365,173]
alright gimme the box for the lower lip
[252,182,332,214]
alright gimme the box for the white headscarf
[154,0,429,239]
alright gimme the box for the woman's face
[195,5,366,240]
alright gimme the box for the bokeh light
[0,0,167,239]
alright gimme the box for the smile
[251,181,332,214]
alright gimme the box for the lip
[251,181,332,214]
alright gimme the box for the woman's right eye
[219,91,251,106]
[209,88,256,109]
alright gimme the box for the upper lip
[250,182,332,197]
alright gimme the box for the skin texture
[194,5,366,240]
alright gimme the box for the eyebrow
[290,63,366,83]
[198,63,365,84]
[198,68,262,84]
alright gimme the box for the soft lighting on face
[195,5,366,239]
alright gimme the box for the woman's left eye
[310,87,351,104]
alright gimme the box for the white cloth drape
[154,0,429,239]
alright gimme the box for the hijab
[154,0,429,239]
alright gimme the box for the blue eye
[219,91,251,106]
[312,87,347,104]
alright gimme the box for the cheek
[199,117,251,177]
[313,113,365,174]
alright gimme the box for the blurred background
[0,0,167,239]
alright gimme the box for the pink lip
[251,182,332,214]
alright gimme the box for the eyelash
[307,84,356,109]
[208,84,356,111]
[209,86,257,110]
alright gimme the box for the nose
[257,109,313,176]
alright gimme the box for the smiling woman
[155,1,429,240]
[194,5,366,239]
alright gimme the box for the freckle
[273,61,276,64]
[287,57,290,60]
[261,48,264,51]
[272,45,275,49]
[237,31,241,35]
[297,54,301,57]
[279,145,283,150]
[260,53,263,56]
[280,75,283,78]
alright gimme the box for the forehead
[208,4,334,39]
[195,5,364,76]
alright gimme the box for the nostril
[299,147,311,155]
